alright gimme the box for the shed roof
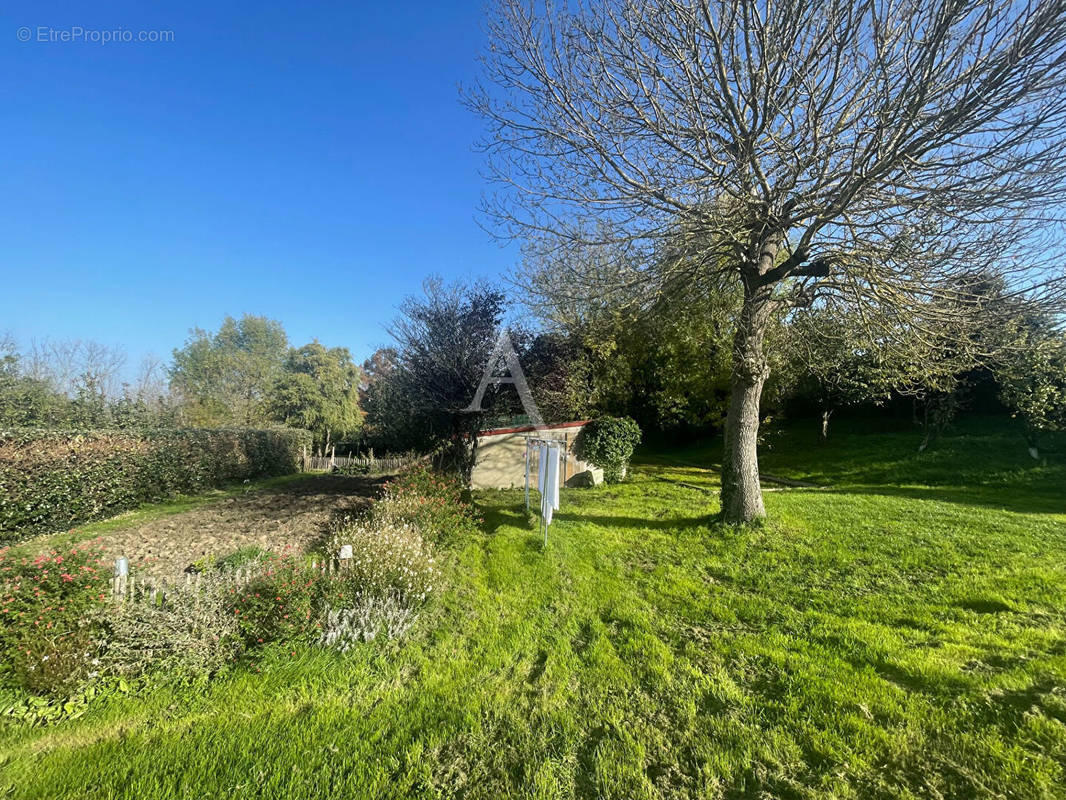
[478,419,590,437]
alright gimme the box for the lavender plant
[319,592,418,651]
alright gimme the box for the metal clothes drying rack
[524,434,565,546]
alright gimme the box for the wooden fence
[110,567,255,603]
[301,452,424,474]
[110,557,350,603]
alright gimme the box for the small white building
[469,420,603,490]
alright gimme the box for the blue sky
[0,1,514,373]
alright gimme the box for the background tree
[126,355,170,407]
[359,347,427,452]
[522,332,597,424]
[775,311,883,441]
[114,355,181,429]
[170,315,289,427]
[20,338,126,401]
[371,279,511,476]
[607,278,740,433]
[783,304,973,442]
[270,341,363,452]
[472,0,1066,522]
[521,245,742,433]
[0,335,137,428]
[0,336,64,427]
[998,331,1066,459]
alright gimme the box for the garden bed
[1,466,475,721]
[23,475,389,577]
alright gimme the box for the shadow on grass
[956,597,1012,614]
[552,510,720,532]
[825,485,1066,516]
[480,502,532,534]
[475,500,724,536]
[575,723,610,799]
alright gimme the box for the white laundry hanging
[524,436,564,546]
[537,441,548,496]
[549,444,560,511]
[541,443,561,527]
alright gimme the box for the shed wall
[470,425,601,490]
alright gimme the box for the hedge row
[0,427,312,542]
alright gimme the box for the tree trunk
[720,283,773,523]
[821,407,833,440]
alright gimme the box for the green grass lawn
[2,419,1065,798]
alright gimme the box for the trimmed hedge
[0,427,311,542]
[574,416,642,484]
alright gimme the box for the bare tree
[22,337,127,400]
[128,354,170,406]
[469,0,1066,521]
[0,333,16,369]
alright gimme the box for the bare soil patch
[86,475,388,577]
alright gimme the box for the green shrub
[230,555,317,647]
[334,462,370,476]
[314,465,467,652]
[574,416,642,483]
[0,427,311,542]
[12,625,98,696]
[0,542,109,695]
[372,466,481,544]
[100,551,310,680]
[322,466,463,612]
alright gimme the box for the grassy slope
[2,419,1065,799]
